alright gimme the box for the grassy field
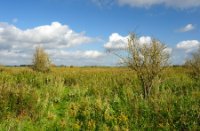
[0,66,199,130]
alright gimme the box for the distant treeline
[2,64,184,68]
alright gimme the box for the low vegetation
[0,67,199,130]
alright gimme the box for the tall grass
[0,67,199,130]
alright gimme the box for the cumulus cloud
[92,0,200,9]
[0,22,95,50]
[104,33,129,49]
[104,33,154,49]
[176,40,200,52]
[174,40,200,64]
[178,24,195,32]
[138,36,152,45]
[0,22,103,65]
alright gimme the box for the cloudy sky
[0,0,200,66]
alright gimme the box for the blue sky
[0,0,200,65]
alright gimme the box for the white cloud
[82,50,104,58]
[104,33,153,49]
[95,0,200,9]
[44,49,106,66]
[104,33,129,49]
[176,40,200,52]
[0,50,28,58]
[0,22,103,65]
[138,36,152,45]
[0,22,95,50]
[164,47,173,54]
[47,50,103,59]
[178,24,195,32]
[174,40,200,64]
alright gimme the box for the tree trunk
[142,81,152,99]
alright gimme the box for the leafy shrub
[32,46,51,72]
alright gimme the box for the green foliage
[32,47,51,72]
[0,67,199,130]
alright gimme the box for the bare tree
[185,46,200,79]
[32,46,51,72]
[109,33,170,98]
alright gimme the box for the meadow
[0,66,199,130]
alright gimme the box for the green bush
[32,47,51,72]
